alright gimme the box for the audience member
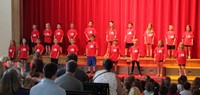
[144,82,154,95]
[168,83,180,95]
[55,60,83,91]
[30,63,65,95]
[180,82,192,95]
[177,75,188,93]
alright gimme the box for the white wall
[0,0,12,56]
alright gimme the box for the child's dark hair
[183,82,191,90]
[90,34,95,38]
[145,82,154,92]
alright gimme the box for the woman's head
[30,59,44,77]
[0,68,21,95]
[103,59,113,71]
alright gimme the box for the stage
[36,55,200,83]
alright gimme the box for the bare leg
[188,47,191,59]
[179,66,182,76]
[183,66,187,76]
[160,62,163,76]
[125,48,128,56]
[114,64,117,73]
[87,66,91,72]
[157,62,160,76]
[167,50,170,58]
[92,66,96,73]
[171,49,174,58]
[146,45,149,57]
[150,45,152,57]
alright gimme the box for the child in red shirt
[18,38,29,75]
[67,39,78,55]
[105,21,117,56]
[124,22,135,57]
[166,25,176,58]
[43,23,52,55]
[182,25,194,59]
[8,40,16,61]
[154,40,165,77]
[67,23,77,42]
[176,42,187,76]
[86,35,98,74]
[129,39,142,76]
[84,21,96,42]
[144,23,155,57]
[105,39,121,73]
[34,38,44,56]
[50,39,62,64]
[54,23,64,47]
[31,25,39,54]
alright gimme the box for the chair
[66,91,92,95]
[83,83,110,95]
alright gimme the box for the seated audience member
[153,82,160,95]
[191,86,200,95]
[56,54,88,82]
[27,59,44,83]
[180,82,192,95]
[161,76,171,89]
[168,83,180,95]
[0,68,29,95]
[0,62,5,78]
[192,77,200,88]
[144,82,154,95]
[23,78,35,89]
[159,85,168,95]
[144,75,151,82]
[132,79,143,93]
[122,75,135,95]
[93,59,122,95]
[30,63,65,95]
[128,87,141,95]
[177,75,188,93]
[55,60,83,91]
[30,52,40,68]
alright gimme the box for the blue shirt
[30,78,65,95]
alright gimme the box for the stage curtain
[22,0,200,58]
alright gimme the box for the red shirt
[183,32,194,46]
[166,31,176,45]
[67,44,78,54]
[129,46,140,60]
[125,29,135,43]
[106,29,117,41]
[86,41,98,56]
[31,30,39,43]
[19,45,29,59]
[144,30,155,44]
[154,47,165,61]
[54,29,64,43]
[84,27,96,39]
[108,45,121,61]
[8,46,16,59]
[34,44,44,54]
[176,50,187,65]
[50,44,61,59]
[43,29,52,43]
[67,29,78,40]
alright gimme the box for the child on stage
[8,40,16,61]
[105,39,121,73]
[84,21,96,42]
[34,38,44,57]
[154,40,165,77]
[31,24,39,54]
[18,38,29,75]
[54,23,64,47]
[86,35,98,74]
[67,23,77,42]
[43,23,52,55]
[144,23,155,57]
[67,39,78,55]
[50,39,62,64]
[105,21,117,55]
[182,25,194,59]
[124,22,135,57]
[129,39,142,76]
[176,42,187,76]
[166,25,176,58]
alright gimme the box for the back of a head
[180,75,188,84]
[124,75,135,84]
[161,76,171,88]
[193,77,200,87]
[129,87,141,95]
[192,86,200,95]
[132,79,142,92]
[169,83,178,94]
[43,63,57,79]
[0,68,21,94]
[66,54,78,62]
[103,59,113,71]
[145,82,153,92]
[159,86,168,95]
[32,59,44,73]
[144,75,150,82]
[183,82,191,90]
[66,60,77,73]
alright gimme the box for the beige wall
[0,0,12,56]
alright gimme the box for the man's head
[103,59,113,71]
[66,60,77,73]
[66,54,78,62]
[43,63,57,80]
